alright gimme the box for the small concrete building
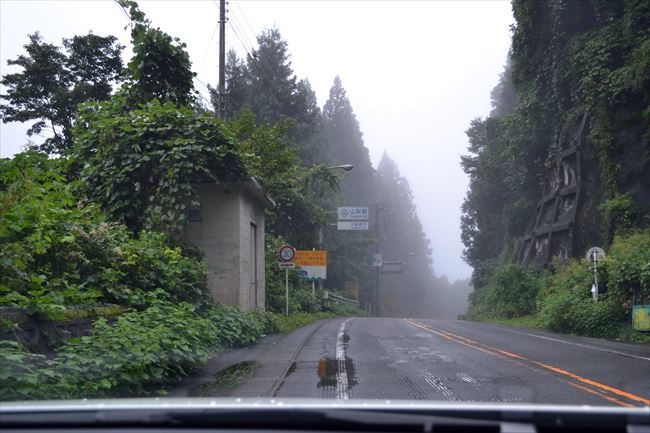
[181,178,274,310]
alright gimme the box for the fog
[0,1,514,282]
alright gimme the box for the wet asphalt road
[274,318,650,407]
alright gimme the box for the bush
[536,230,650,337]
[607,229,650,304]
[0,300,274,401]
[0,151,210,320]
[100,231,209,309]
[466,263,540,320]
[538,259,625,337]
[599,193,642,246]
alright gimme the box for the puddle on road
[316,332,357,390]
[282,331,358,394]
[317,356,358,389]
[190,360,257,397]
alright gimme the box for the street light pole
[374,203,385,317]
[316,163,355,299]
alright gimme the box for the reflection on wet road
[273,318,650,407]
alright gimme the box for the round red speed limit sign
[277,244,296,262]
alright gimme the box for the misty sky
[0,0,514,281]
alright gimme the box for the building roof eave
[238,177,276,209]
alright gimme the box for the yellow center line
[405,319,649,407]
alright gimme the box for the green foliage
[607,229,650,304]
[72,97,248,232]
[538,259,626,338]
[466,263,541,320]
[463,1,650,290]
[1,151,114,317]
[0,151,210,319]
[374,153,435,317]
[99,231,209,308]
[228,114,337,248]
[470,231,648,339]
[0,32,123,154]
[117,0,196,107]
[0,301,273,401]
[271,312,332,334]
[213,28,321,143]
[599,193,642,246]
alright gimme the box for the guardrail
[323,290,360,308]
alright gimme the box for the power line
[228,20,254,60]
[229,7,256,52]
[197,22,219,75]
[233,0,258,46]
[193,77,215,107]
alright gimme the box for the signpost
[278,244,296,263]
[295,250,327,280]
[586,247,605,301]
[337,206,369,231]
[337,206,369,220]
[337,221,369,230]
[296,249,327,300]
[277,244,296,315]
[381,260,404,274]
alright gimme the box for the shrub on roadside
[0,151,211,321]
[530,230,650,337]
[0,299,276,401]
[466,263,540,320]
[607,229,650,304]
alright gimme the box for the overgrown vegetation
[462,1,650,289]
[0,302,275,401]
[466,230,650,340]
[1,0,377,402]
[462,1,649,339]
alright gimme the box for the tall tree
[316,77,379,304]
[0,32,123,154]
[322,76,376,204]
[210,28,320,147]
[376,152,434,317]
[118,0,196,107]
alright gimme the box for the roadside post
[586,247,605,302]
[278,244,296,315]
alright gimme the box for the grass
[271,306,368,334]
[483,314,543,329]
[272,312,336,334]
[469,314,650,343]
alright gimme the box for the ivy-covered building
[182,179,274,310]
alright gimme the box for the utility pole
[374,204,383,317]
[217,0,227,120]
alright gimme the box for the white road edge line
[478,324,650,362]
[336,318,353,400]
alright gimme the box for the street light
[327,164,354,171]
[315,163,355,298]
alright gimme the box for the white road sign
[337,221,369,230]
[338,206,369,220]
[586,247,605,262]
[277,244,296,262]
